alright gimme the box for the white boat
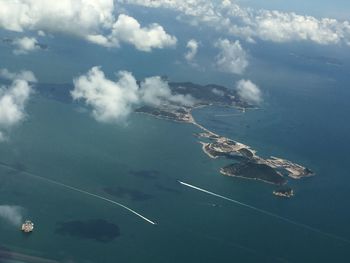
[21,220,34,233]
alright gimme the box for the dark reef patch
[35,83,72,103]
[55,219,120,242]
[129,170,159,180]
[155,183,181,194]
[103,186,153,201]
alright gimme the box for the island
[136,81,315,196]
[221,162,287,185]
[34,80,315,197]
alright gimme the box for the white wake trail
[179,180,350,245]
[0,163,156,225]
[38,177,157,225]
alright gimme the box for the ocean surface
[0,73,350,263]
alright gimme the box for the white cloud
[0,69,34,141]
[212,88,225,97]
[37,30,46,37]
[253,10,345,44]
[13,37,39,55]
[112,14,177,51]
[0,0,115,33]
[72,67,140,123]
[184,39,199,62]
[72,67,194,123]
[0,205,23,226]
[140,76,194,107]
[86,14,178,51]
[120,0,350,45]
[214,39,248,75]
[0,68,37,83]
[0,80,32,127]
[0,0,177,51]
[236,79,262,105]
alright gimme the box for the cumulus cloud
[120,0,350,45]
[0,0,177,51]
[214,39,248,75]
[0,68,37,83]
[72,67,194,123]
[37,30,46,37]
[12,37,39,55]
[184,39,199,62]
[0,205,23,226]
[0,81,32,127]
[0,69,34,140]
[110,14,177,51]
[72,67,140,122]
[140,76,194,107]
[236,79,262,105]
[212,88,225,97]
[0,0,115,33]
[253,10,346,44]
[86,14,177,51]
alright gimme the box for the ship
[21,220,34,233]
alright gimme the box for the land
[198,135,314,182]
[136,81,315,195]
[31,80,314,196]
[221,162,287,185]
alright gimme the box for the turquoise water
[1,5,349,262]
[0,79,349,262]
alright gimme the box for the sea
[1,30,350,262]
[0,69,349,262]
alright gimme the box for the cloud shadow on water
[129,170,159,180]
[55,219,120,243]
[103,186,153,202]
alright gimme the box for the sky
[238,0,350,19]
[0,0,349,137]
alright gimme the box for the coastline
[199,142,217,159]
[188,107,314,180]
[135,102,314,194]
[220,169,287,186]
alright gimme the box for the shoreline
[189,107,220,137]
[188,108,313,180]
[199,142,217,159]
[220,169,287,186]
[135,103,314,191]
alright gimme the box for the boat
[21,220,34,233]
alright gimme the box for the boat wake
[38,176,157,225]
[179,180,350,245]
[0,163,156,225]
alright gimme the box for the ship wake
[0,163,156,225]
[179,180,350,245]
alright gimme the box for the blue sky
[239,0,350,19]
